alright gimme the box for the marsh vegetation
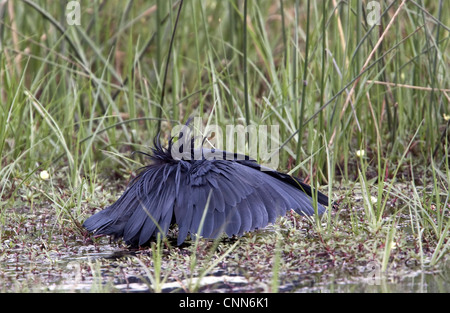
[0,0,449,292]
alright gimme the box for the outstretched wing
[84,157,327,246]
[174,158,327,245]
[83,162,181,246]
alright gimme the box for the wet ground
[1,233,449,293]
[1,179,449,293]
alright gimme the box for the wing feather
[176,159,327,242]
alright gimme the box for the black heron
[83,123,330,246]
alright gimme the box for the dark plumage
[83,124,329,247]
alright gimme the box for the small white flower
[356,149,365,157]
[443,113,450,121]
[370,196,378,204]
[40,170,50,180]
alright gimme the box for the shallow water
[1,234,449,293]
[1,184,448,293]
[20,247,450,293]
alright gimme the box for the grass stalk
[243,0,250,127]
[295,0,311,163]
[157,0,184,132]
